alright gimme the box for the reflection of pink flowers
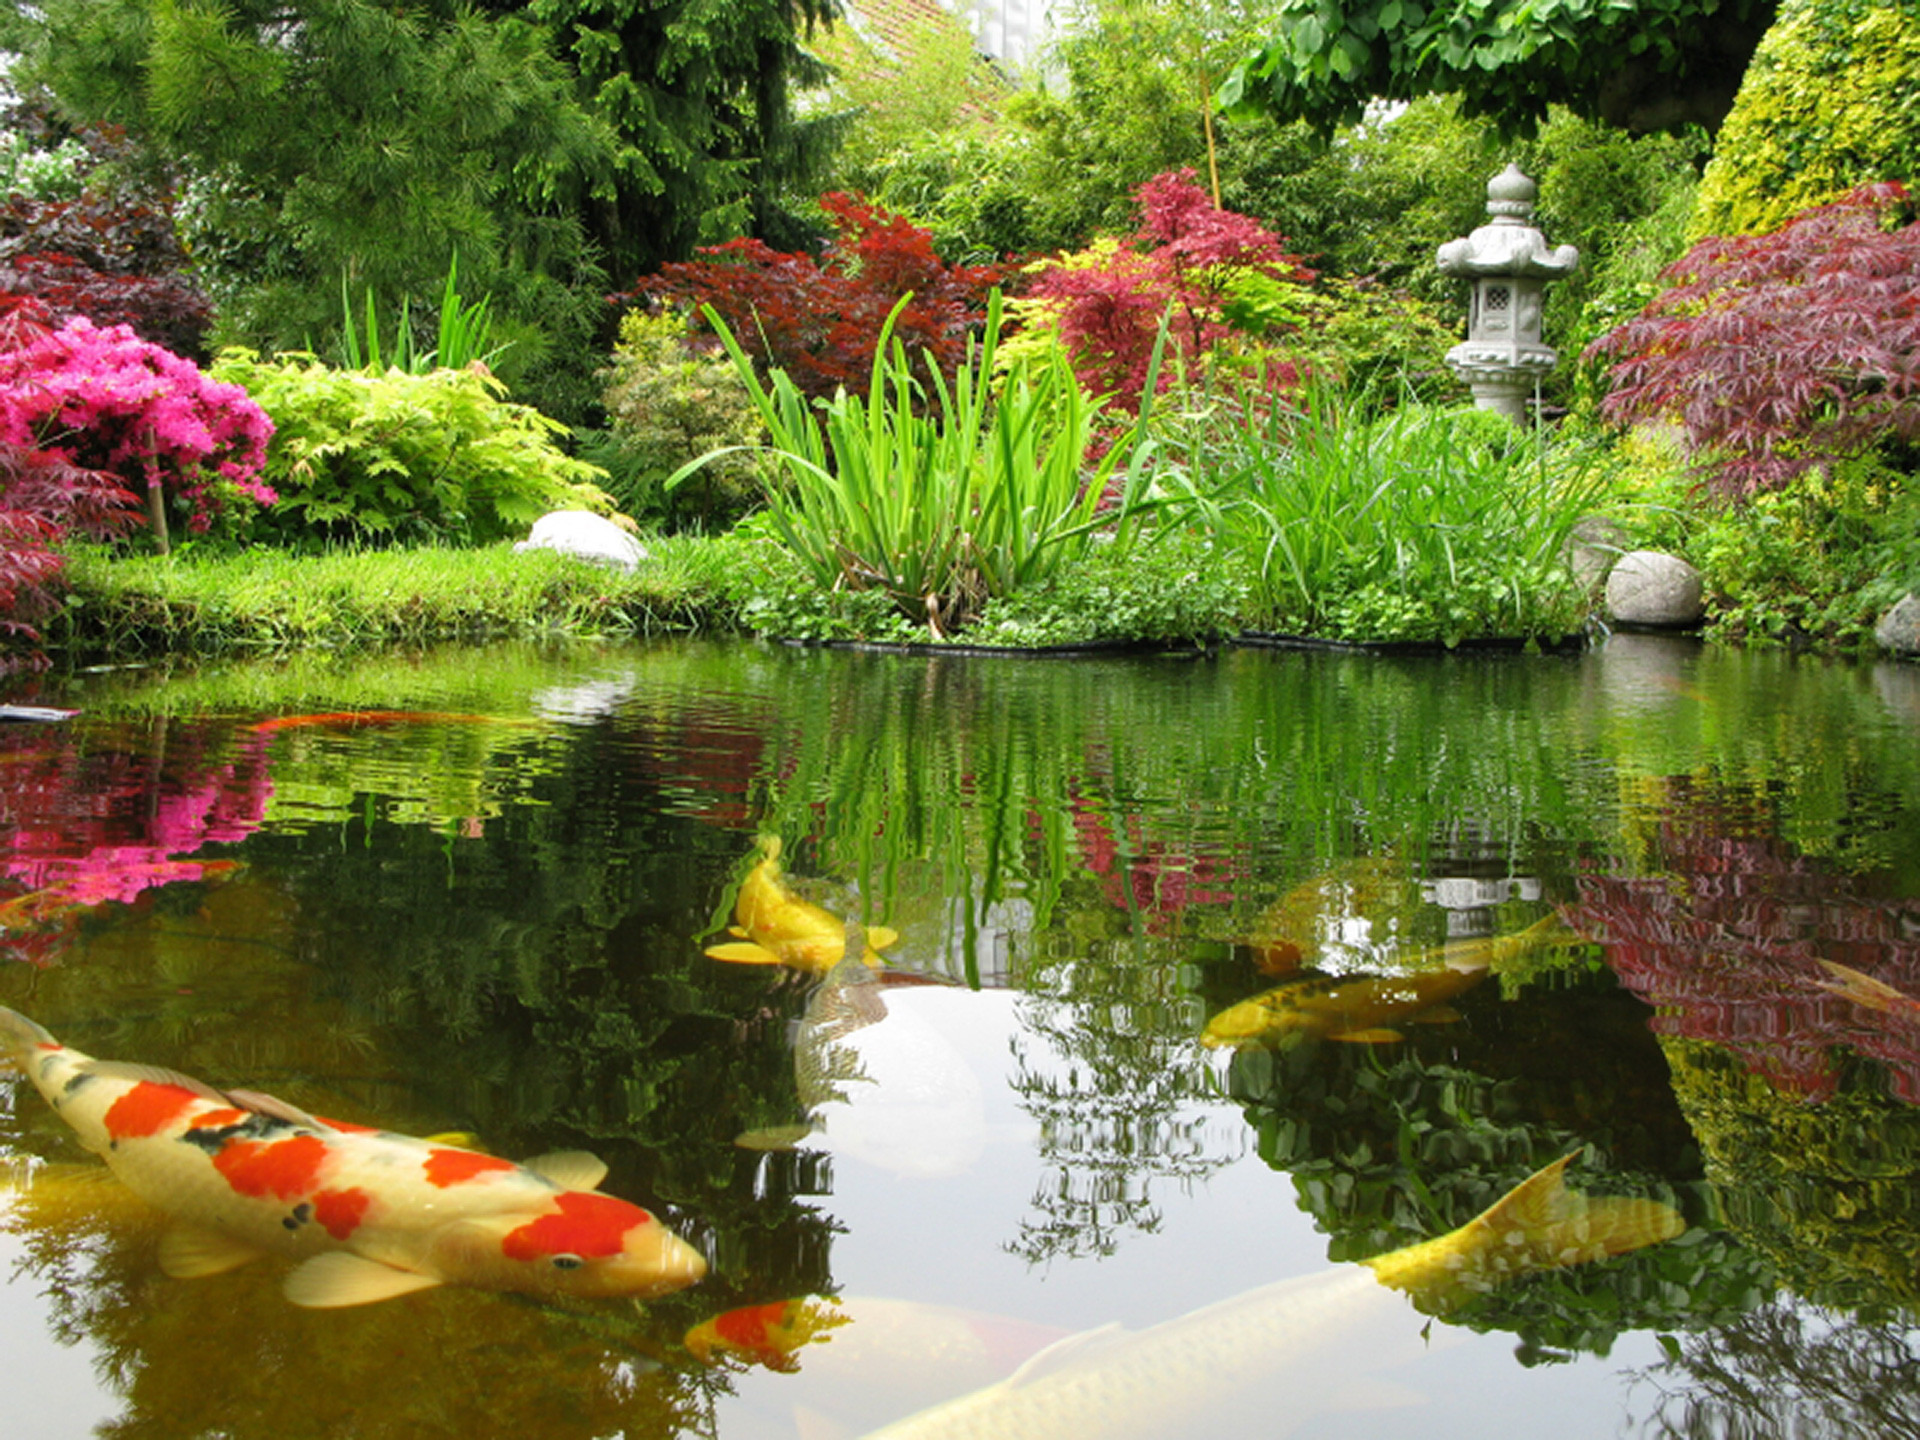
[1569,788,1920,1104]
[0,724,274,945]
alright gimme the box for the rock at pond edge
[1605,550,1704,629]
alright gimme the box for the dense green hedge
[1692,0,1920,237]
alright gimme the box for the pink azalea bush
[0,316,275,539]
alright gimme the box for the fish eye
[550,1254,585,1271]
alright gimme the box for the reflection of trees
[1225,980,1772,1353]
[1570,775,1920,1105]
[1568,773,1920,1314]
[1006,935,1237,1264]
[1632,1300,1920,1440]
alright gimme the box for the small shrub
[1587,184,1920,496]
[0,317,274,549]
[1021,169,1313,417]
[596,308,769,531]
[212,350,613,547]
[623,191,1005,401]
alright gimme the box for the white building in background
[939,0,1066,72]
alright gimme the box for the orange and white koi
[0,1006,707,1308]
[705,835,899,972]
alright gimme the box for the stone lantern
[1436,164,1578,424]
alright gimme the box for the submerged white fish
[738,960,987,1180]
[853,1154,1685,1439]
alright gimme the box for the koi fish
[854,1154,1684,1440]
[1814,959,1920,1021]
[1201,914,1576,1048]
[705,836,899,972]
[685,1294,854,1370]
[0,1007,707,1308]
[736,960,987,1179]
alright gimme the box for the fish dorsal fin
[1002,1322,1128,1389]
[284,1252,445,1308]
[88,1061,227,1105]
[157,1224,266,1279]
[225,1088,324,1128]
[522,1151,608,1192]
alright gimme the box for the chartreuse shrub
[211,350,613,547]
[1166,387,1609,646]
[1692,0,1920,239]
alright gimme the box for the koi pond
[3,634,1918,1439]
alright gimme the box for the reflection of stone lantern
[1436,165,1579,424]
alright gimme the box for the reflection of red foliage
[0,721,273,962]
[1566,782,1920,1103]
[1067,784,1236,926]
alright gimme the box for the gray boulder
[1874,593,1920,656]
[1606,550,1704,628]
[513,510,647,572]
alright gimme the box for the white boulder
[513,510,646,572]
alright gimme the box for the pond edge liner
[767,630,1595,660]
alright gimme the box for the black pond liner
[768,630,1594,659]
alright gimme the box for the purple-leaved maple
[1588,184,1920,496]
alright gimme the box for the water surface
[2,635,1917,1439]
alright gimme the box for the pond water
[2,634,1918,1440]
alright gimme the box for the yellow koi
[705,835,898,972]
[1202,914,1577,1048]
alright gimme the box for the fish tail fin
[1815,959,1909,1012]
[1366,1154,1684,1309]
[0,1006,55,1067]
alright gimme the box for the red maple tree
[1588,184,1920,496]
[618,192,1004,400]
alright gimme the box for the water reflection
[0,636,1917,1437]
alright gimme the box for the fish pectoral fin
[225,1088,325,1128]
[1405,1006,1464,1026]
[522,1150,608,1192]
[87,1060,227,1105]
[864,925,900,951]
[1328,1027,1406,1043]
[157,1224,267,1279]
[1003,1321,1129,1388]
[733,1124,816,1152]
[283,1253,445,1308]
[705,942,785,965]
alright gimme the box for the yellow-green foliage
[1692,0,1920,238]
